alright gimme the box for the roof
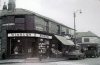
[0,8,74,30]
[76,31,98,38]
[55,35,75,45]
[0,8,33,16]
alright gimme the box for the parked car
[66,50,86,60]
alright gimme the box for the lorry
[79,44,100,58]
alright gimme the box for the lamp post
[73,10,82,45]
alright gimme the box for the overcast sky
[0,0,100,36]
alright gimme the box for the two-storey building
[0,0,74,59]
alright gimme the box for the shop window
[84,38,89,42]
[10,38,24,54]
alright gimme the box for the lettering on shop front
[8,33,52,39]
[10,33,32,37]
[40,34,49,38]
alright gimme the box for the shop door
[27,38,38,57]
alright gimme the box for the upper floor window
[15,18,25,24]
[61,26,66,35]
[34,16,47,32]
[14,15,25,30]
[66,28,69,34]
[15,24,25,30]
[57,25,60,34]
[15,15,25,24]
[49,22,58,34]
[84,38,89,42]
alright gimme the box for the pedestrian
[14,46,19,54]
[46,46,50,58]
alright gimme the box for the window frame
[84,38,90,42]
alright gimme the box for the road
[0,57,100,65]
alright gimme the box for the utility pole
[73,10,82,45]
[74,12,76,44]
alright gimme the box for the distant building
[0,0,74,59]
[76,31,100,49]
[76,31,100,44]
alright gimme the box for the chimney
[3,2,7,10]
[8,0,16,11]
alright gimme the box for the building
[0,0,74,59]
[76,31,100,48]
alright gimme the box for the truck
[79,43,100,58]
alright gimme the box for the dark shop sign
[8,33,52,39]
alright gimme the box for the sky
[0,0,100,36]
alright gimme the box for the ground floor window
[9,38,25,54]
[7,37,51,58]
[8,37,38,57]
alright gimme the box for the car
[66,50,86,60]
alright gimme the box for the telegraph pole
[73,10,82,45]
[74,12,76,44]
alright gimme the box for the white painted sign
[2,23,15,26]
[8,33,34,37]
[8,33,52,39]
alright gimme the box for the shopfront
[7,31,52,58]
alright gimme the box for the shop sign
[2,23,15,26]
[8,33,52,39]
[8,33,34,37]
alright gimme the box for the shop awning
[55,35,75,45]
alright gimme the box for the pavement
[0,57,100,65]
[0,57,66,64]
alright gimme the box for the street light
[73,10,82,45]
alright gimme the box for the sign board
[8,33,52,39]
[2,23,15,26]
